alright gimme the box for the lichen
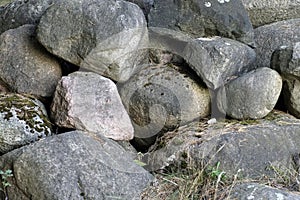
[0,93,52,138]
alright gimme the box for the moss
[0,93,52,136]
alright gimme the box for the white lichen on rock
[204,1,212,7]
[0,93,52,154]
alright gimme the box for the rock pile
[0,0,299,199]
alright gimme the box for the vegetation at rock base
[141,159,300,200]
[0,169,13,200]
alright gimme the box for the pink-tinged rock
[51,72,134,141]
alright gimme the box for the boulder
[241,0,300,28]
[230,183,300,200]
[0,93,52,155]
[51,72,134,141]
[148,28,256,90]
[142,110,300,179]
[148,0,255,46]
[271,42,300,118]
[280,78,300,119]
[184,36,256,89]
[118,63,210,148]
[271,42,300,78]
[37,0,148,82]
[254,18,300,68]
[0,131,153,200]
[221,67,282,119]
[0,25,62,97]
[0,0,61,34]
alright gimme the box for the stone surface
[221,67,282,119]
[0,93,52,155]
[254,18,300,68]
[230,183,300,200]
[185,37,256,89]
[51,71,134,141]
[125,0,153,16]
[148,0,255,46]
[271,43,300,118]
[37,0,148,82]
[271,42,300,79]
[142,110,300,179]
[118,63,210,148]
[0,24,62,97]
[281,78,300,118]
[241,0,300,28]
[0,131,153,200]
[0,0,61,34]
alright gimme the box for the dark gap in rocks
[58,58,80,76]
[274,87,288,112]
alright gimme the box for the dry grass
[141,161,241,200]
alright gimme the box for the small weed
[0,169,13,189]
[206,161,227,181]
[0,169,13,200]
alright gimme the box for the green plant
[0,169,13,200]
[207,161,227,181]
[0,169,13,189]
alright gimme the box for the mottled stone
[37,0,148,82]
[0,131,153,200]
[0,25,62,97]
[51,72,134,141]
[0,93,52,155]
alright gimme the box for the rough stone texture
[0,93,52,155]
[0,25,62,97]
[148,28,256,90]
[230,183,300,200]
[51,71,134,141]
[37,0,148,82]
[118,63,210,147]
[271,42,300,79]
[148,0,255,46]
[185,37,256,89]
[0,0,61,34]
[142,110,300,179]
[0,131,153,200]
[254,18,300,68]
[281,78,300,118]
[271,43,300,118]
[241,0,300,28]
[220,67,282,119]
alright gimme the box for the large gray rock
[271,42,300,79]
[0,93,52,155]
[220,67,282,119]
[142,110,300,179]
[230,183,300,200]
[0,0,61,34]
[51,72,134,141]
[37,0,148,82]
[271,42,300,118]
[148,28,256,90]
[148,0,255,46]
[241,0,300,28]
[0,131,153,200]
[254,18,300,68]
[118,63,210,147]
[280,78,300,118]
[184,37,256,89]
[0,25,62,97]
